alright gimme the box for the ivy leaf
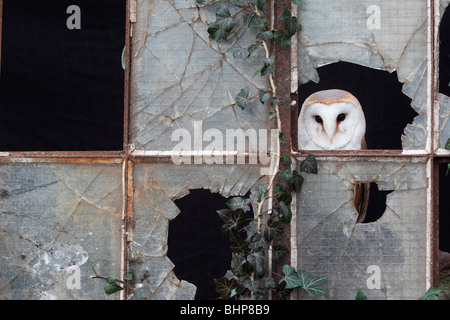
[214,276,239,300]
[272,244,289,262]
[256,30,274,41]
[445,138,450,150]
[231,45,250,60]
[296,270,327,296]
[418,286,440,300]
[257,185,268,202]
[274,184,292,205]
[217,208,248,234]
[227,196,251,212]
[264,217,283,241]
[272,280,292,300]
[231,254,247,276]
[244,12,267,30]
[280,9,301,37]
[275,201,292,224]
[281,265,326,296]
[247,251,265,277]
[123,273,133,280]
[283,153,292,164]
[248,233,270,251]
[207,23,230,41]
[300,154,318,174]
[292,0,301,7]
[281,265,302,289]
[254,56,275,77]
[235,86,250,110]
[289,170,304,192]
[271,97,280,106]
[207,8,234,41]
[104,276,123,295]
[274,30,292,49]
[258,89,271,104]
[355,289,368,300]
[230,231,248,253]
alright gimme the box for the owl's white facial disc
[301,102,365,150]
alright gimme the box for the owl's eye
[337,113,346,122]
[315,115,323,124]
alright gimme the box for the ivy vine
[193,0,327,299]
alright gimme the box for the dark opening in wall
[297,62,418,150]
[0,0,125,151]
[439,164,450,252]
[167,189,236,300]
[356,182,393,224]
[440,7,450,96]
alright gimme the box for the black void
[0,0,126,151]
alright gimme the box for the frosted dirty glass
[296,159,428,299]
[129,0,270,151]
[0,163,123,300]
[297,0,428,150]
[439,93,450,149]
[128,162,263,299]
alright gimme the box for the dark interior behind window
[0,0,125,151]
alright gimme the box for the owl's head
[298,89,366,150]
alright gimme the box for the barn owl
[298,89,369,222]
[298,89,366,150]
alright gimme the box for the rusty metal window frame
[0,0,448,298]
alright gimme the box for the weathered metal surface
[0,163,123,299]
[296,159,429,299]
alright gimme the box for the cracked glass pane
[297,0,428,150]
[129,0,270,151]
[128,162,262,299]
[296,159,428,299]
[0,163,123,299]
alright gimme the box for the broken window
[297,62,417,150]
[0,0,448,301]
[293,0,449,300]
[0,0,126,151]
[167,189,233,300]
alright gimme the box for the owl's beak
[323,122,336,143]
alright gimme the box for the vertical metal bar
[123,0,131,152]
[272,0,294,284]
[121,0,132,300]
[427,0,439,289]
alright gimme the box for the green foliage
[214,154,325,300]
[355,287,440,300]
[355,289,367,300]
[201,0,302,111]
[87,260,147,299]
[202,0,326,300]
[418,286,440,300]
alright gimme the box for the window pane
[0,0,125,151]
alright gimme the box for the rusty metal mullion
[123,0,132,153]
[121,0,133,300]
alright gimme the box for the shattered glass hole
[167,189,233,300]
[355,182,393,224]
[297,62,418,150]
